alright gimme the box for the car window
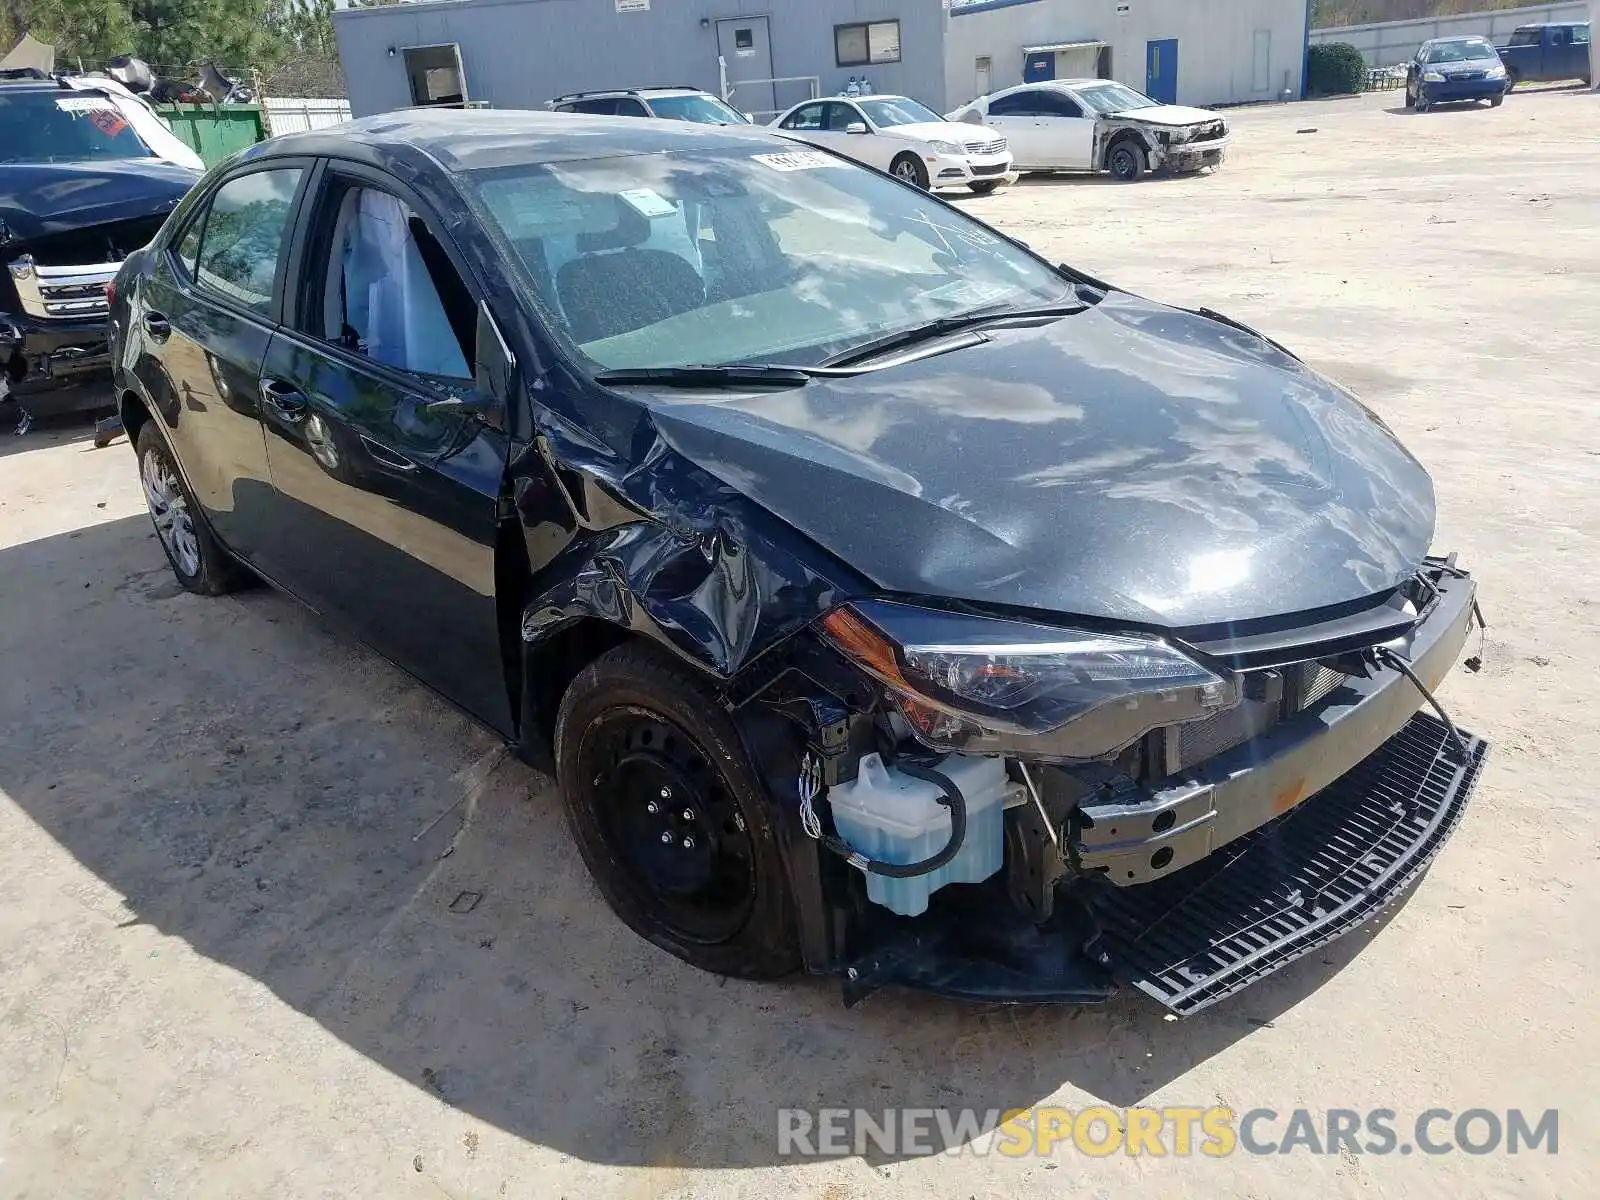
[647,94,749,124]
[782,102,828,131]
[823,102,861,131]
[856,97,943,127]
[315,184,473,380]
[1552,27,1573,45]
[192,168,303,314]
[468,148,1075,371]
[614,98,650,117]
[175,215,205,279]
[1423,39,1495,63]
[0,89,154,164]
[1036,91,1087,118]
[1574,26,1590,45]
[1074,83,1159,114]
[987,92,1039,117]
[1508,28,1541,46]
[563,98,617,115]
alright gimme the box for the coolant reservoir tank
[827,752,1008,917]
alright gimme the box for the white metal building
[945,0,1310,111]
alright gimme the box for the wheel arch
[119,388,152,449]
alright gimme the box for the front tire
[555,643,801,980]
[135,421,246,596]
[890,153,930,190]
[1106,140,1147,182]
[967,179,1001,195]
[1490,93,1504,107]
[1503,69,1520,92]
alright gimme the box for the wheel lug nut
[682,837,695,850]
[659,787,672,800]
[646,801,659,814]
[660,832,673,844]
[682,809,695,822]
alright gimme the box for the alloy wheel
[140,446,201,577]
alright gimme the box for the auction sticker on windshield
[752,151,835,172]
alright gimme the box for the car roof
[552,86,712,101]
[246,108,792,174]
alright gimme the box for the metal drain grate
[1091,712,1488,1015]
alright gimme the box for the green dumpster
[154,104,267,167]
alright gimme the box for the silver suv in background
[548,87,751,125]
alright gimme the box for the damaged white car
[947,79,1229,181]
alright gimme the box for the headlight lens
[820,600,1237,756]
[1486,64,1506,78]
[1423,71,1446,82]
[925,139,964,156]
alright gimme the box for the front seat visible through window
[555,207,707,345]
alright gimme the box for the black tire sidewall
[968,180,1000,194]
[554,644,801,979]
[134,420,238,596]
[1108,142,1145,181]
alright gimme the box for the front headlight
[924,139,964,156]
[820,601,1238,759]
[1423,70,1446,82]
[1486,64,1506,78]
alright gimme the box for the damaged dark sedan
[110,112,1487,1014]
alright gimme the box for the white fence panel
[1310,2,1588,66]
[262,97,354,137]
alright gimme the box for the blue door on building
[1024,52,1056,83]
[1146,38,1178,103]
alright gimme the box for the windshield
[0,90,155,164]
[467,148,1074,371]
[1423,39,1497,63]
[857,97,943,127]
[648,94,750,125]
[1073,83,1159,114]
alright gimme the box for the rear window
[0,90,154,164]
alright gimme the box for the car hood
[1427,57,1501,71]
[641,291,1435,630]
[0,159,199,246]
[884,120,981,144]
[1110,104,1222,127]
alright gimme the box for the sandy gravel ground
[1,87,1595,1199]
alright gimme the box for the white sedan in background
[947,79,1229,181]
[770,94,1018,193]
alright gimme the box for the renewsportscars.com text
[776,1106,1559,1158]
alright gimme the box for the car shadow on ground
[0,513,1417,1170]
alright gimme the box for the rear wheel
[555,643,801,979]
[890,153,929,189]
[1106,139,1147,182]
[135,421,246,595]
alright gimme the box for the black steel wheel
[1107,140,1147,182]
[555,643,800,978]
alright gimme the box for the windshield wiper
[820,302,1087,369]
[593,364,814,389]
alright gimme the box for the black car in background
[1,74,202,427]
[109,112,1487,1013]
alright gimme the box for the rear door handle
[142,311,171,342]
[360,435,417,473]
[260,377,308,420]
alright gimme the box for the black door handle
[142,311,172,342]
[260,377,308,420]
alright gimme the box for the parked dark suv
[548,86,750,124]
[1,71,201,428]
[109,111,1487,1014]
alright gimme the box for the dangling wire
[798,750,824,840]
[1375,646,1472,762]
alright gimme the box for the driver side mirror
[427,301,514,430]
[845,121,869,134]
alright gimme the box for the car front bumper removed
[839,568,1487,1014]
